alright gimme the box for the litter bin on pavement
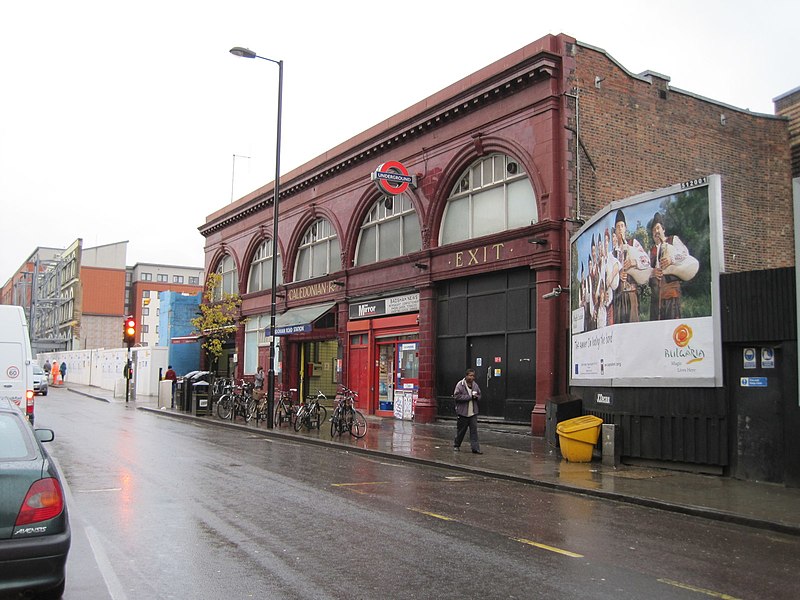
[556,415,603,462]
[176,371,200,411]
[545,394,582,448]
[191,380,210,416]
[184,371,211,414]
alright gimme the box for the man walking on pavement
[164,365,177,407]
[453,368,483,454]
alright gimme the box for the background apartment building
[126,263,204,347]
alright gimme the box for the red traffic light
[123,316,137,346]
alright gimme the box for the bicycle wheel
[312,405,328,430]
[293,406,306,431]
[274,403,286,427]
[216,395,233,420]
[330,408,339,437]
[244,397,256,422]
[350,410,367,439]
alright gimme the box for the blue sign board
[265,323,313,337]
[740,377,768,387]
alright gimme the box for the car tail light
[26,390,34,415]
[15,478,65,526]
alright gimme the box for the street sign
[371,160,413,195]
[740,377,768,387]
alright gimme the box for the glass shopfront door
[377,344,395,413]
[375,337,419,418]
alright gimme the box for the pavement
[62,383,800,537]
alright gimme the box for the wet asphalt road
[33,388,797,600]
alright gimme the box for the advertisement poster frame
[569,175,724,387]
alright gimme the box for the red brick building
[201,34,795,477]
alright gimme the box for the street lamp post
[230,46,283,428]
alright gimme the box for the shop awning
[264,302,335,336]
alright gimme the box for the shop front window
[302,340,339,399]
[440,153,537,245]
[244,314,272,374]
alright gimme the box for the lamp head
[230,47,256,59]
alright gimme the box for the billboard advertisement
[570,175,723,387]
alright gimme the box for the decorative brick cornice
[200,53,560,237]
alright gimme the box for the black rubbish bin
[178,371,200,411]
[187,371,212,415]
[545,394,583,448]
[192,381,210,416]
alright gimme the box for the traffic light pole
[125,347,131,403]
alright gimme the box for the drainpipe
[563,88,581,221]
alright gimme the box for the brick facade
[571,43,793,272]
[201,33,793,439]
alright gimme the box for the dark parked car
[0,398,70,598]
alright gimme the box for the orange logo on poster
[673,324,693,347]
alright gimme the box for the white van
[0,305,35,424]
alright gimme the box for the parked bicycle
[210,377,231,416]
[252,388,268,425]
[294,390,328,431]
[215,379,234,419]
[330,386,367,439]
[216,379,255,422]
[273,387,298,427]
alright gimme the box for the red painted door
[348,345,369,412]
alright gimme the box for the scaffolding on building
[26,255,70,353]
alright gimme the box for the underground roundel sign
[371,161,412,196]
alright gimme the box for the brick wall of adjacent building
[568,42,794,273]
[774,86,800,178]
[81,266,126,315]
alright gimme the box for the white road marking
[85,525,129,600]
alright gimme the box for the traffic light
[123,316,137,347]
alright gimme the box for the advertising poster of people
[569,176,723,387]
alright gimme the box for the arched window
[355,194,421,265]
[213,254,238,301]
[294,219,341,282]
[440,153,537,245]
[247,240,283,293]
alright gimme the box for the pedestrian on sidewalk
[254,366,265,390]
[43,359,51,375]
[453,368,482,454]
[51,361,61,385]
[59,361,67,383]
[164,365,177,405]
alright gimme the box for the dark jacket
[453,378,481,417]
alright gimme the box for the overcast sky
[1,0,797,281]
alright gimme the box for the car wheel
[43,389,48,396]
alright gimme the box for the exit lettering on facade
[455,243,505,268]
